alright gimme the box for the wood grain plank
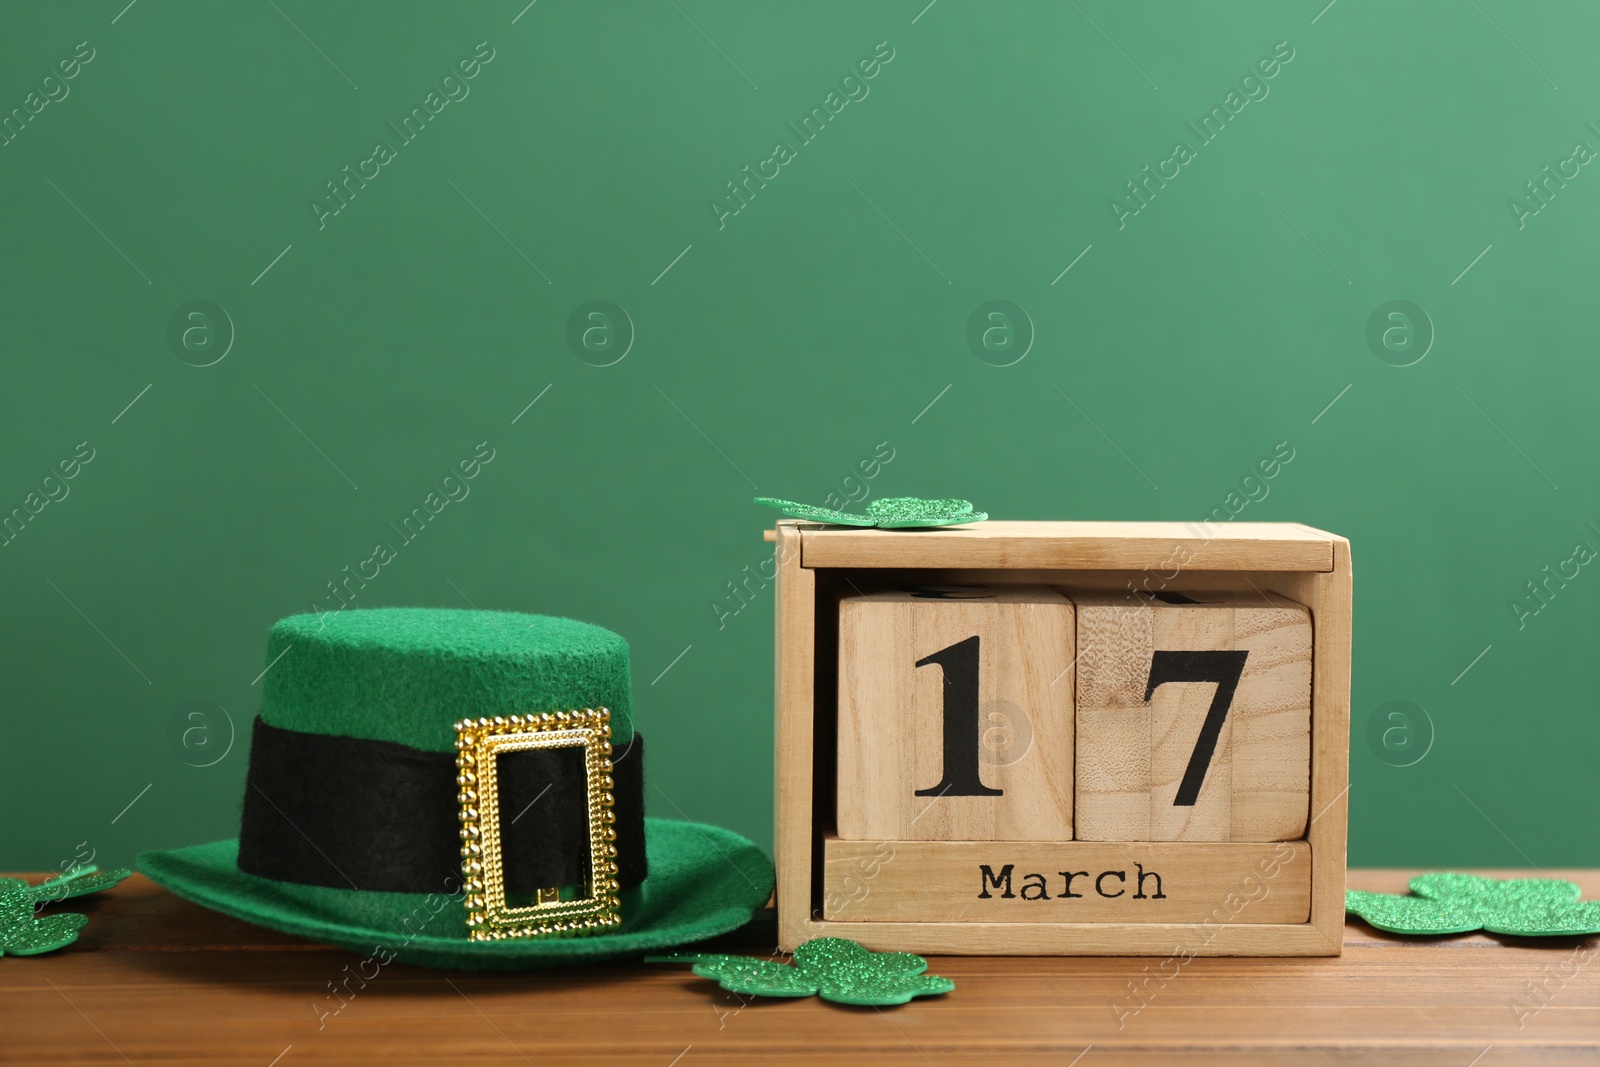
[1269,537,1353,955]
[773,521,816,954]
[1,870,1594,1065]
[799,521,1337,571]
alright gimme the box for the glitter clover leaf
[649,937,955,1006]
[754,497,878,526]
[1,866,131,957]
[1346,873,1600,937]
[755,496,986,529]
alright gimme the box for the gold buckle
[454,708,621,940]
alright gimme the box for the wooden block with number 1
[837,585,1075,841]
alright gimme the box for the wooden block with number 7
[836,586,1075,841]
[1073,589,1312,842]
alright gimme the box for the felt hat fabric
[138,608,774,969]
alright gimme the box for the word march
[978,862,1167,902]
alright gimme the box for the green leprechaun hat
[138,608,773,969]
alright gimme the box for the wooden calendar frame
[771,520,1351,956]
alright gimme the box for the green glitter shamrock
[648,937,955,1006]
[1,866,131,957]
[1346,873,1600,937]
[756,496,987,529]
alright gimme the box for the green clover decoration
[650,936,954,1006]
[755,496,986,529]
[1346,873,1600,937]
[1,866,132,957]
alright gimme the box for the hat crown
[259,608,634,752]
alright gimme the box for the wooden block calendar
[771,521,1351,956]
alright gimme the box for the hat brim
[138,818,774,970]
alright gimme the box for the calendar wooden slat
[823,837,1312,924]
[797,521,1336,571]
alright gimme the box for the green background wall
[4,1,1596,873]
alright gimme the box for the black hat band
[237,716,647,895]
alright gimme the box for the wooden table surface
[2,869,1596,1066]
